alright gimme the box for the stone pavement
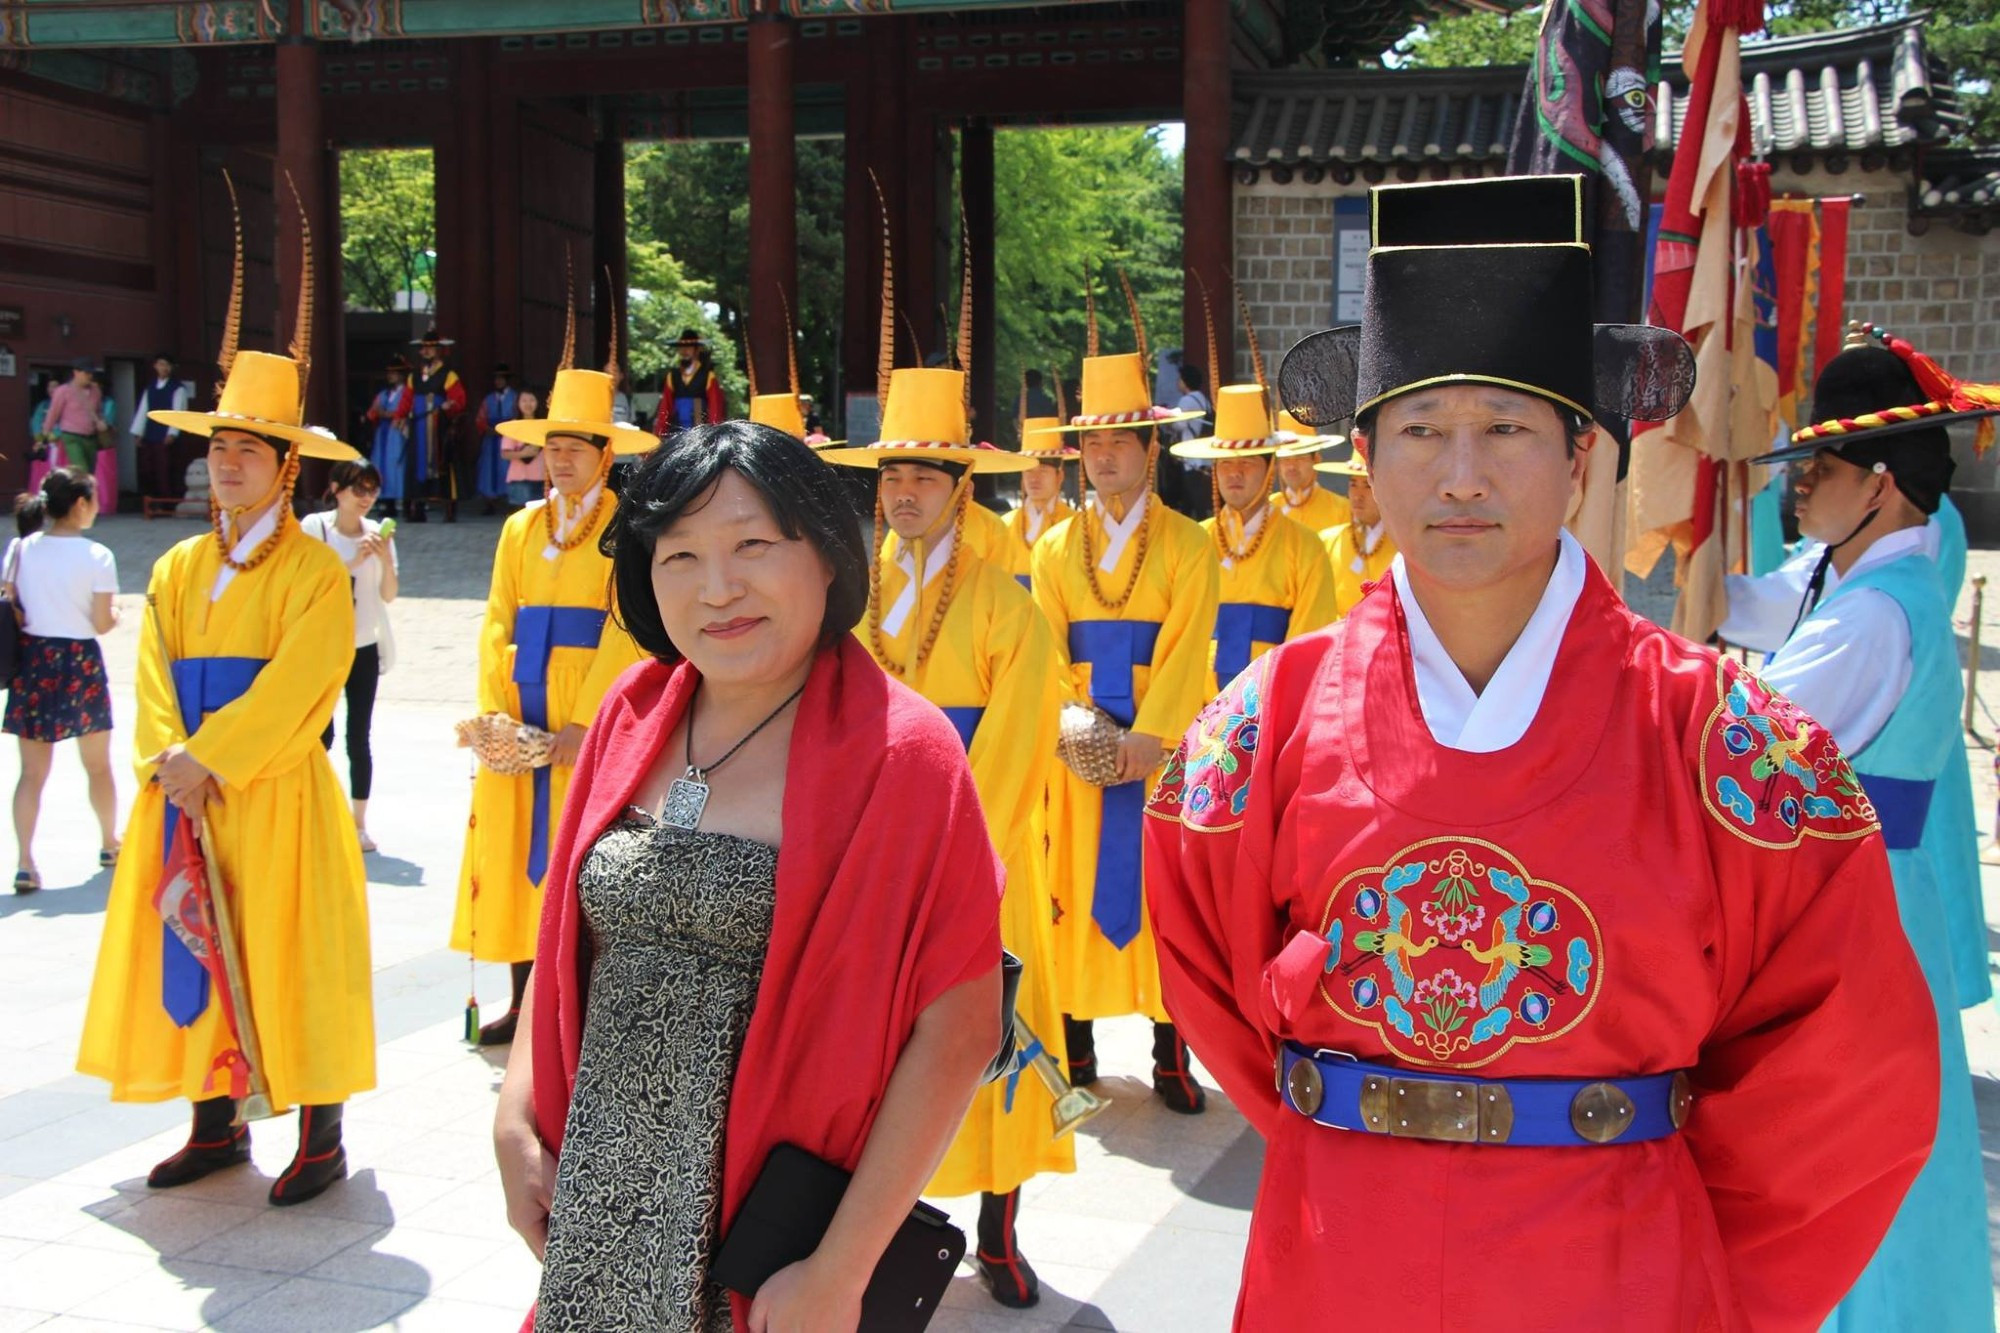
[0,511,1996,1331]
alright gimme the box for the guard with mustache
[1144,174,1940,1328]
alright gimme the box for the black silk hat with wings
[1278,175,1695,431]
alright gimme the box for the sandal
[99,847,120,869]
[13,871,40,895]
[357,832,378,854]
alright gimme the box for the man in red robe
[1143,175,1941,1330]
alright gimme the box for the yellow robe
[1198,506,1339,692]
[451,498,642,962]
[1031,497,1219,1021]
[863,533,1075,1195]
[998,498,1076,586]
[1323,520,1399,617]
[78,526,373,1109]
[1271,485,1350,534]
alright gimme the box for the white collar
[542,481,604,560]
[1828,524,1930,592]
[1092,491,1149,573]
[1281,485,1317,511]
[211,504,282,602]
[883,525,955,638]
[1392,529,1587,753]
[1361,520,1386,556]
[1023,497,1062,544]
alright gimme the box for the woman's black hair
[603,420,869,663]
[325,458,384,500]
[15,467,96,537]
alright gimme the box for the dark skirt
[4,634,112,742]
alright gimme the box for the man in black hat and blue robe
[1143,175,1940,1328]
[1722,324,1999,1331]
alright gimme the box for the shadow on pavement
[364,853,427,887]
[0,868,112,917]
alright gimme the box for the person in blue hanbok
[1729,322,1999,1332]
[473,364,518,513]
[365,357,412,518]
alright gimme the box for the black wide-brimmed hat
[410,327,455,348]
[1750,323,1998,515]
[1278,175,1694,432]
[675,327,707,348]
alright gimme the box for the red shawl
[528,636,1003,1321]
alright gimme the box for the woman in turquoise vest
[1747,323,2000,1331]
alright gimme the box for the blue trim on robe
[512,606,607,886]
[1067,619,1163,949]
[1212,602,1290,685]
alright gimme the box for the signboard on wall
[1331,198,1368,324]
[843,392,881,448]
[0,308,22,339]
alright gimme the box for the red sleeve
[394,385,412,419]
[365,396,383,425]
[443,372,467,416]
[1144,651,1302,1139]
[706,377,725,425]
[474,398,490,435]
[1685,660,1939,1327]
[652,395,673,436]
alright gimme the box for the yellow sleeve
[1132,520,1221,743]
[478,516,524,714]
[1030,526,1083,705]
[575,610,643,728]
[1286,525,1340,640]
[183,549,354,791]
[132,550,189,784]
[966,578,1060,857]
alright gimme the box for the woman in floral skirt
[4,467,120,893]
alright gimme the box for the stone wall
[1233,163,2000,530]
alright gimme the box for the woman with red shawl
[492,421,1005,1332]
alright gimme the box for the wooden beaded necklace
[209,444,300,574]
[542,443,613,552]
[1210,456,1277,565]
[1079,445,1157,613]
[866,480,968,678]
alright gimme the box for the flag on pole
[1624,0,1763,641]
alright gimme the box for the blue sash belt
[940,706,985,753]
[1066,619,1163,950]
[1855,773,1934,851]
[1212,602,1290,685]
[512,605,607,885]
[1015,573,1032,592]
[160,656,268,1027]
[1279,1043,1688,1148]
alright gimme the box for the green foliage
[1396,7,1546,68]
[339,148,435,312]
[991,126,1183,445]
[1395,0,1996,143]
[625,140,844,411]
[623,238,746,411]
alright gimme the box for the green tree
[991,125,1183,445]
[625,140,845,414]
[1396,0,1996,142]
[339,148,435,312]
[624,238,746,412]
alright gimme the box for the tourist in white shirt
[301,460,399,852]
[3,468,120,893]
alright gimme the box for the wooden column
[1182,0,1232,386]
[454,40,496,392]
[275,11,335,429]
[747,6,797,391]
[592,121,628,375]
[961,116,996,446]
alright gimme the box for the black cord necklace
[659,680,808,831]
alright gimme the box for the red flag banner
[1767,199,1818,428]
[152,820,252,1100]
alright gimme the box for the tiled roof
[1917,149,2000,230]
[1231,16,1961,172]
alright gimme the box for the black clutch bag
[712,1142,964,1332]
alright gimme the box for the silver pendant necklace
[659,680,808,831]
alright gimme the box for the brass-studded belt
[1277,1042,1693,1147]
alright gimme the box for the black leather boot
[476,961,533,1046]
[1063,1015,1098,1087]
[268,1103,347,1206]
[974,1188,1040,1308]
[1152,1021,1207,1115]
[148,1096,249,1189]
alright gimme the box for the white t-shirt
[301,512,397,648]
[4,532,117,640]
